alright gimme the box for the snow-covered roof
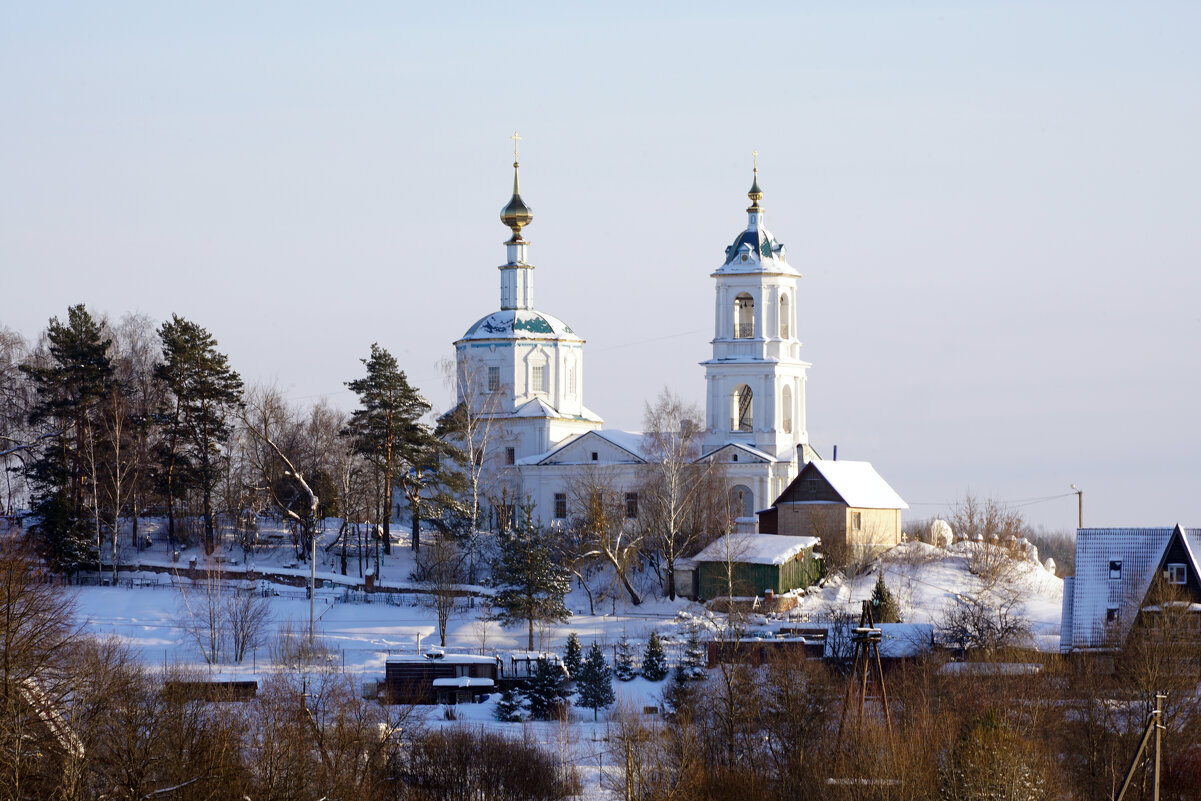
[822,623,935,659]
[526,428,648,465]
[385,653,498,665]
[692,533,819,566]
[699,441,779,464]
[1062,525,1201,652]
[781,460,908,510]
[457,309,583,343]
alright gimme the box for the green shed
[692,533,822,600]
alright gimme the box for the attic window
[1106,607,1120,624]
[591,451,598,461]
[1109,561,1122,580]
[732,454,738,462]
[1167,563,1188,585]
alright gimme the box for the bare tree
[415,535,466,647]
[639,388,726,600]
[224,586,272,664]
[568,466,644,606]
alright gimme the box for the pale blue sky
[3,2,1199,530]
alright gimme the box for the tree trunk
[528,616,535,651]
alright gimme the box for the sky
[2,2,1199,532]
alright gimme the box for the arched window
[729,485,754,518]
[779,294,790,339]
[782,385,793,434]
[734,293,754,339]
[731,384,753,432]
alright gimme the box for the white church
[453,151,815,529]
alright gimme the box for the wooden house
[758,459,907,563]
[384,652,500,704]
[1061,524,1201,658]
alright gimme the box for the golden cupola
[500,160,534,243]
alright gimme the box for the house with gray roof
[1060,524,1201,653]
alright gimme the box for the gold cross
[752,148,759,171]
[511,131,522,161]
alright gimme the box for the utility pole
[310,526,316,644]
[1070,484,1083,529]
[1115,692,1166,801]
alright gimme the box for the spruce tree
[494,686,525,722]
[491,515,571,650]
[641,631,668,681]
[563,632,583,681]
[677,621,707,680]
[575,641,615,721]
[870,571,903,624]
[525,657,569,721]
[21,305,112,573]
[614,634,637,682]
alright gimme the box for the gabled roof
[510,397,603,423]
[699,441,778,464]
[1063,525,1201,652]
[691,533,819,566]
[775,460,908,510]
[524,428,649,466]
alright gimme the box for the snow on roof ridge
[807,460,908,509]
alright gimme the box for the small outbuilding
[689,533,821,600]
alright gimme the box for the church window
[488,366,500,393]
[1167,563,1188,584]
[625,493,638,519]
[779,294,790,338]
[554,493,567,519]
[731,385,753,432]
[729,485,753,518]
[734,294,755,339]
[532,365,546,393]
[782,385,793,434]
[505,447,515,465]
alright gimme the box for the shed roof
[692,533,819,566]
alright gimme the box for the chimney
[833,444,838,461]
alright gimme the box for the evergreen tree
[525,657,570,721]
[575,641,615,721]
[20,305,112,573]
[563,632,583,681]
[641,631,668,681]
[155,315,243,554]
[614,634,638,682]
[494,686,525,722]
[663,664,700,720]
[870,571,903,624]
[677,620,707,680]
[491,515,571,650]
[344,343,432,555]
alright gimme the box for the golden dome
[747,167,764,212]
[500,161,534,243]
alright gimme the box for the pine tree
[663,664,700,719]
[677,620,707,680]
[614,634,637,682]
[155,315,243,554]
[641,631,668,681]
[494,686,525,722]
[344,343,432,555]
[870,571,903,624]
[575,641,615,721]
[491,515,571,650]
[20,305,113,573]
[563,632,583,681]
[525,657,569,721]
